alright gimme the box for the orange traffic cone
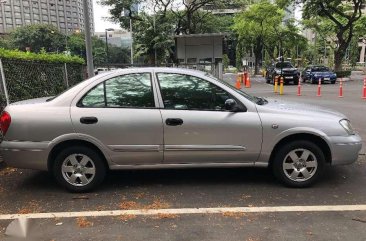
[317,78,322,97]
[245,74,251,88]
[297,77,302,96]
[362,78,366,99]
[339,79,343,98]
[236,78,241,89]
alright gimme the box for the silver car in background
[0,68,362,192]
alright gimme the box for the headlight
[275,70,282,75]
[339,119,355,135]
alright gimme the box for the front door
[71,72,163,165]
[155,72,262,164]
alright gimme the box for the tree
[67,32,130,65]
[100,0,233,63]
[10,24,65,53]
[233,1,284,74]
[302,0,365,71]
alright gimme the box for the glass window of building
[5,18,13,24]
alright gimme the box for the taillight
[0,111,11,136]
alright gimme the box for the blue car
[302,65,337,84]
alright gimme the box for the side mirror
[225,99,244,112]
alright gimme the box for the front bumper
[312,76,336,83]
[276,74,299,83]
[0,140,50,170]
[329,134,363,165]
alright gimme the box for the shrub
[0,48,84,64]
[335,70,351,78]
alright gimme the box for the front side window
[79,73,154,108]
[157,73,232,111]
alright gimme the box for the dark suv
[266,62,299,84]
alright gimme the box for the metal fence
[0,59,84,111]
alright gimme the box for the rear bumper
[0,141,49,170]
[329,134,363,165]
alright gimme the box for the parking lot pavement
[1,74,366,240]
[2,211,366,241]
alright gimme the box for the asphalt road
[0,75,366,241]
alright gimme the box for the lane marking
[1,205,366,220]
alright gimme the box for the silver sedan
[0,68,362,192]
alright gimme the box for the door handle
[166,118,183,126]
[80,117,98,124]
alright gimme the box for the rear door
[71,72,164,165]
[155,72,262,164]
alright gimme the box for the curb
[337,78,350,82]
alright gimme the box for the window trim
[155,72,246,112]
[77,72,158,109]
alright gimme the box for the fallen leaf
[76,217,93,228]
[72,196,89,200]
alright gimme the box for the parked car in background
[302,65,337,84]
[0,68,362,192]
[266,61,300,85]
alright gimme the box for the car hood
[259,98,346,119]
[312,71,335,76]
[275,68,297,72]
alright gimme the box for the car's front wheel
[272,140,325,187]
[53,146,106,192]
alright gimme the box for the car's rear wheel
[272,140,325,187]
[266,76,270,84]
[53,146,106,192]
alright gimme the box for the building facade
[95,29,132,48]
[0,0,94,34]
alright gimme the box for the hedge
[0,48,84,64]
[335,70,351,78]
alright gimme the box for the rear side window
[79,73,155,108]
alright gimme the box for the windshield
[275,62,293,68]
[312,66,329,72]
[206,73,267,105]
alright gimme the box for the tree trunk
[334,41,347,71]
[254,37,263,75]
[334,50,343,72]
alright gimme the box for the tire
[266,74,270,83]
[311,78,317,84]
[272,140,325,188]
[331,80,336,84]
[53,146,107,192]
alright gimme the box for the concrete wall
[176,36,223,63]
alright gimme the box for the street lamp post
[82,0,94,78]
[153,15,157,66]
[130,18,133,66]
[105,28,114,70]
